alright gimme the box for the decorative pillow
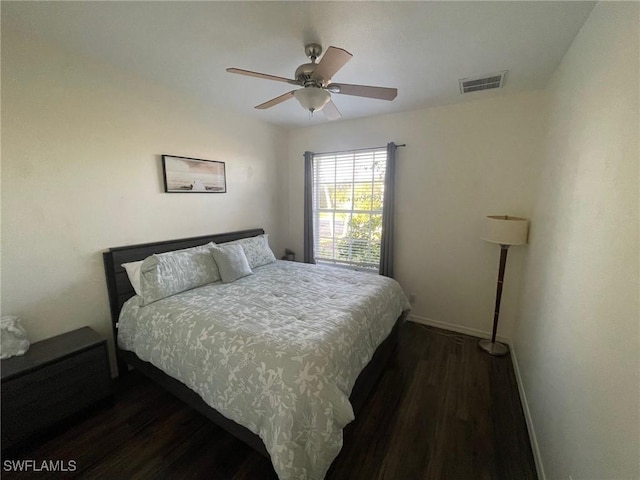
[210,244,253,283]
[139,242,220,305]
[121,260,144,297]
[224,234,276,269]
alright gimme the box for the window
[312,147,387,269]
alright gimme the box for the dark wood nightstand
[1,326,112,452]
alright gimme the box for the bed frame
[103,228,407,458]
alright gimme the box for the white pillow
[122,260,144,296]
[210,244,253,283]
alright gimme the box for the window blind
[312,147,387,269]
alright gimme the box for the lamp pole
[479,244,510,356]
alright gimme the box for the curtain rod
[308,144,406,157]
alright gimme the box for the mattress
[118,260,410,480]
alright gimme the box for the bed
[103,228,410,480]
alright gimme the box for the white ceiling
[3,1,595,128]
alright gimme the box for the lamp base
[478,339,509,356]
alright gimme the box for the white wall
[286,92,548,340]
[512,2,639,479]
[1,28,287,370]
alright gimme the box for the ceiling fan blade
[255,90,296,110]
[322,99,342,121]
[329,83,398,101]
[311,46,353,82]
[226,68,299,85]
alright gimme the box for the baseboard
[408,314,510,344]
[505,344,546,480]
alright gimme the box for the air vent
[459,71,507,94]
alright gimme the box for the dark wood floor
[2,322,537,480]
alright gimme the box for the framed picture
[162,155,226,193]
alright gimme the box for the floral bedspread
[118,260,409,479]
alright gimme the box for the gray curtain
[303,151,315,264]
[379,142,397,277]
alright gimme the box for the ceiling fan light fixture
[294,87,330,113]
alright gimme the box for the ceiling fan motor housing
[295,63,320,85]
[296,43,327,86]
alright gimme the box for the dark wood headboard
[102,228,265,344]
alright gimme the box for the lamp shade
[294,87,330,112]
[481,215,529,245]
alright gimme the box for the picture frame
[161,155,226,193]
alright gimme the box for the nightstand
[1,326,112,451]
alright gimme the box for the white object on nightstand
[0,316,30,359]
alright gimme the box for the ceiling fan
[226,43,398,120]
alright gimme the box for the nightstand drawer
[3,347,107,404]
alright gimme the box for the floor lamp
[479,215,529,356]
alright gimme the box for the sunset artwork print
[162,155,226,193]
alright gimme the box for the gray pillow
[139,242,220,305]
[210,244,253,283]
[224,234,276,269]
